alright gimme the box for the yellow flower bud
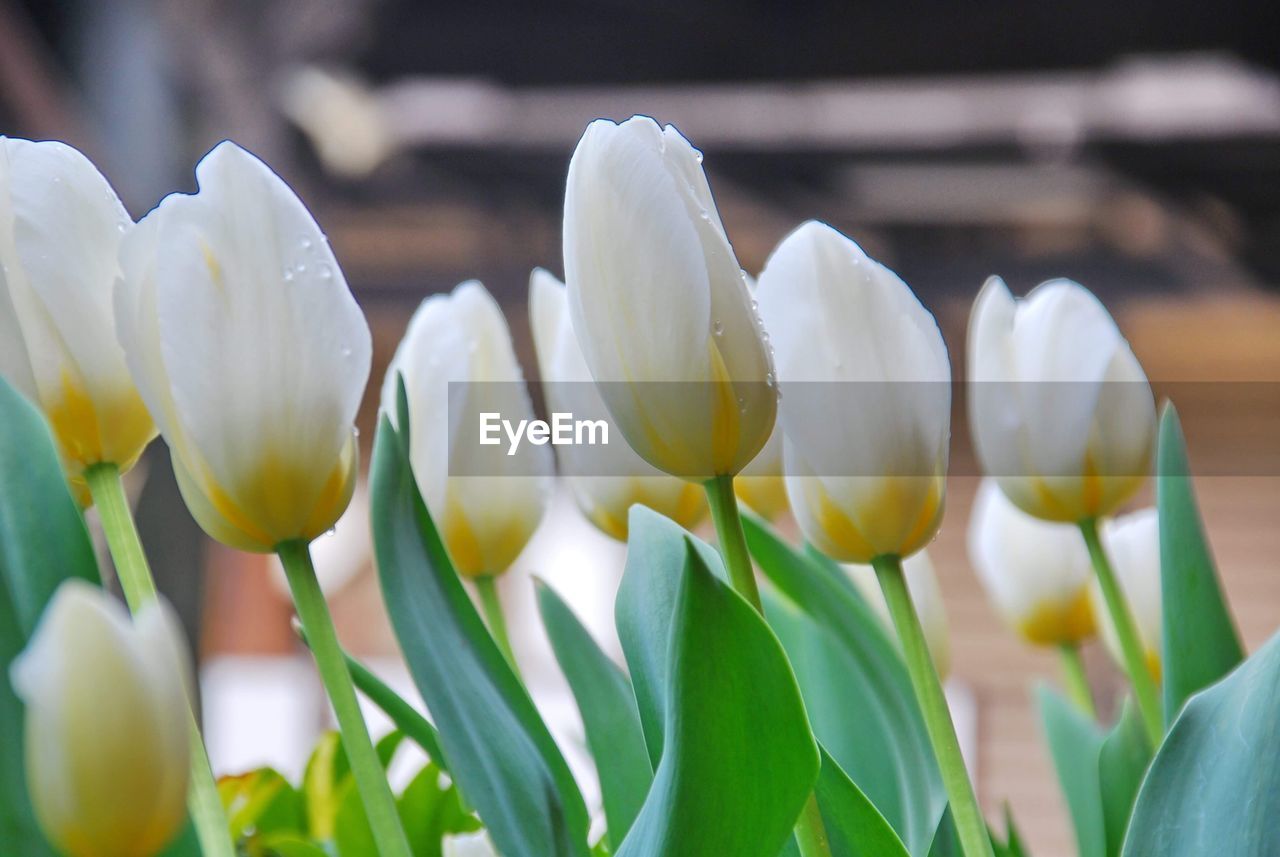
[10,581,191,857]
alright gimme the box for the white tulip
[735,415,789,521]
[529,268,704,539]
[967,479,1096,646]
[846,550,951,677]
[1091,508,1162,680]
[967,276,1155,523]
[384,281,552,576]
[10,581,191,857]
[757,221,950,563]
[562,116,776,480]
[0,138,154,484]
[115,142,370,552]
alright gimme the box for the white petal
[136,142,369,541]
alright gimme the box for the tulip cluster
[0,112,1207,857]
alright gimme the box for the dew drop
[694,150,704,164]
[713,320,724,337]
[283,267,294,282]
[765,372,775,388]
[750,299,759,312]
[340,345,352,358]
[296,263,307,274]
[318,263,333,280]
[300,237,313,250]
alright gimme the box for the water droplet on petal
[318,263,333,280]
[300,237,313,250]
[750,299,759,312]
[296,263,307,274]
[765,372,775,388]
[713,320,724,337]
[694,150,704,164]
[340,345,352,358]
[283,267,294,282]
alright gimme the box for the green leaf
[219,767,306,841]
[1123,630,1280,856]
[344,651,448,772]
[614,506,726,766]
[991,805,1030,857]
[0,378,100,636]
[744,514,946,856]
[615,537,819,857]
[398,763,481,857]
[1156,403,1244,725]
[926,808,961,857]
[1036,685,1105,857]
[815,749,910,857]
[302,732,349,839]
[1098,701,1151,856]
[537,580,652,848]
[370,401,590,857]
[258,833,332,857]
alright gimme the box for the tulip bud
[529,268,704,540]
[967,276,1156,523]
[734,417,789,521]
[757,221,951,563]
[10,581,191,857]
[562,116,776,480]
[0,138,155,485]
[1090,508,1162,680]
[115,142,370,552]
[846,550,951,677]
[967,479,1096,646]
[384,281,552,576]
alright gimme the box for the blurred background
[3,1,1279,853]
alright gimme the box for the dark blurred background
[4,3,1278,854]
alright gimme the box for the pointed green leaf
[1123,631,1280,856]
[1098,701,1151,856]
[537,580,652,848]
[1036,685,1105,857]
[815,749,910,857]
[745,514,946,856]
[0,378,100,635]
[0,576,53,855]
[370,409,589,857]
[1156,403,1244,725]
[614,506,725,767]
[616,538,819,857]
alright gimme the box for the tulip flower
[967,276,1156,524]
[1091,508,1163,681]
[115,141,369,552]
[969,276,1161,743]
[757,221,951,565]
[117,141,409,856]
[385,280,552,577]
[0,137,154,487]
[758,221,993,857]
[846,551,951,678]
[735,417,789,521]
[967,479,1095,647]
[529,268,704,539]
[10,581,191,857]
[562,115,776,481]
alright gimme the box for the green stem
[1058,644,1096,719]
[278,540,412,857]
[83,463,235,857]
[703,475,763,611]
[474,574,519,672]
[874,554,994,857]
[1079,518,1163,745]
[705,475,830,856]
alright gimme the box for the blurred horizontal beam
[363,54,1280,153]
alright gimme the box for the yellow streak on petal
[707,337,742,475]
[805,478,875,562]
[585,480,706,541]
[735,474,789,521]
[440,482,535,578]
[46,369,102,467]
[1016,588,1097,646]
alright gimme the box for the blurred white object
[202,656,320,780]
[1090,508,1163,679]
[279,66,394,178]
[846,550,951,678]
[269,482,372,597]
[443,831,498,857]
